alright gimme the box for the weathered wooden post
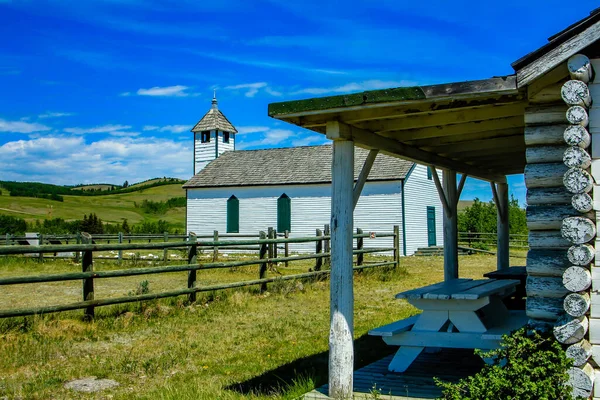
[443,170,458,280]
[326,121,355,399]
[258,231,267,292]
[118,232,123,264]
[213,230,219,262]
[492,182,510,270]
[324,223,331,268]
[5,233,10,246]
[81,232,94,320]
[393,225,400,268]
[187,233,197,303]
[75,232,81,263]
[273,229,278,259]
[38,233,44,262]
[268,227,275,270]
[315,228,323,271]
[163,231,169,261]
[356,228,363,267]
[284,230,289,268]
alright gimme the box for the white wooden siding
[194,129,217,174]
[402,164,444,255]
[217,131,235,155]
[187,181,404,254]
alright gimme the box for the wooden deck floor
[303,348,485,399]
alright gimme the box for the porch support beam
[326,121,355,399]
[491,181,510,270]
[353,149,379,209]
[443,170,459,280]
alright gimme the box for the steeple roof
[191,94,238,133]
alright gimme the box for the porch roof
[268,76,527,183]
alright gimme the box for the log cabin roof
[267,9,600,183]
[182,144,413,188]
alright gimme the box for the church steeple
[191,95,237,175]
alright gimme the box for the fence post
[259,231,268,292]
[118,232,123,264]
[163,231,169,261]
[187,233,198,303]
[284,230,289,268]
[356,228,364,267]
[81,232,94,320]
[324,223,331,268]
[267,227,274,270]
[393,225,400,268]
[37,233,44,262]
[5,233,10,246]
[213,230,219,262]
[315,228,323,271]
[273,229,278,259]
[75,232,81,263]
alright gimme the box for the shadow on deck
[305,348,485,399]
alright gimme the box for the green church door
[427,206,436,247]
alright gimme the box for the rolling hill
[0,183,187,230]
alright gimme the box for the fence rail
[458,232,528,249]
[0,226,400,319]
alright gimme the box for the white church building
[183,97,443,255]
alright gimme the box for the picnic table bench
[369,278,527,373]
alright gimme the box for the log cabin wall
[526,54,597,398]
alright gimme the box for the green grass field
[0,184,186,230]
[0,253,521,399]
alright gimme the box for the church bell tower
[191,93,238,175]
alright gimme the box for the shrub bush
[437,327,578,400]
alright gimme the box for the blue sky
[0,1,591,205]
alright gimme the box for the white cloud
[143,125,190,133]
[136,85,190,97]
[236,126,269,135]
[291,135,327,147]
[0,135,192,185]
[143,125,159,131]
[292,79,416,95]
[64,124,132,134]
[38,112,75,119]
[108,131,141,137]
[0,119,51,134]
[223,82,282,98]
[236,128,297,149]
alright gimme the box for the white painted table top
[395,278,520,301]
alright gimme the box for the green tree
[123,180,129,188]
[121,219,131,234]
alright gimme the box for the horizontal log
[567,244,595,266]
[528,82,564,104]
[524,105,568,126]
[563,146,591,169]
[566,105,589,127]
[567,363,595,399]
[564,125,591,148]
[561,216,596,244]
[524,163,568,188]
[526,187,573,205]
[526,276,569,298]
[564,292,591,318]
[529,230,572,249]
[562,80,592,107]
[563,266,592,292]
[527,318,554,333]
[527,249,570,276]
[525,145,566,164]
[563,168,593,194]
[527,296,563,321]
[526,205,594,230]
[566,339,592,367]
[568,54,593,83]
[553,314,588,344]
[572,193,593,213]
[524,124,568,145]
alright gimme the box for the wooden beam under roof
[423,135,524,154]
[404,127,523,147]
[330,121,507,183]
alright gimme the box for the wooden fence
[0,226,400,319]
[458,232,529,249]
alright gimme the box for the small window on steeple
[223,132,230,143]
[201,131,210,143]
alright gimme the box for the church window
[223,132,230,143]
[227,195,239,233]
[277,194,291,232]
[201,131,210,143]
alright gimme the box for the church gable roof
[191,98,238,133]
[183,144,414,189]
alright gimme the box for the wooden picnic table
[369,278,527,373]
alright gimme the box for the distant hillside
[0,183,187,230]
[458,200,474,211]
[72,184,116,191]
